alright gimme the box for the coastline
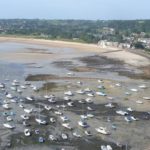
[0,36,150,67]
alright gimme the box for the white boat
[85,98,93,103]
[78,120,88,128]
[62,123,72,130]
[106,145,113,150]
[50,117,56,123]
[80,115,88,119]
[85,130,92,136]
[130,116,139,121]
[19,104,24,108]
[76,90,85,94]
[35,118,47,125]
[44,105,52,111]
[84,88,92,92]
[64,91,73,96]
[49,134,57,141]
[0,83,5,88]
[77,81,82,85]
[44,95,51,99]
[96,92,106,96]
[87,113,94,118]
[130,88,138,92]
[17,89,22,93]
[127,107,133,112]
[116,110,128,116]
[67,72,74,76]
[23,121,30,126]
[3,123,15,129]
[125,92,131,95]
[10,86,17,91]
[95,127,110,135]
[87,106,94,111]
[54,111,62,115]
[64,96,71,101]
[101,145,112,150]
[24,129,31,136]
[73,132,81,138]
[67,101,74,107]
[12,82,19,86]
[101,145,107,150]
[60,116,69,122]
[24,108,33,114]
[87,93,94,97]
[105,103,115,108]
[10,99,17,103]
[98,80,103,83]
[124,116,132,122]
[21,114,29,120]
[61,133,68,140]
[6,116,13,122]
[20,85,27,89]
[26,97,34,101]
[115,83,121,87]
[6,94,13,99]
[2,104,11,109]
[136,100,143,104]
[143,97,150,100]
[139,85,147,89]
[32,86,38,91]
[48,98,56,103]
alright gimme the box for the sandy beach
[0,36,150,66]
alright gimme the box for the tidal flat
[0,38,150,150]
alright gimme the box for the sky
[0,0,149,20]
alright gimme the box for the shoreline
[0,36,150,67]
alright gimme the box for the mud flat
[0,37,150,150]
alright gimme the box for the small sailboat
[78,120,88,128]
[138,84,147,89]
[50,117,56,123]
[0,83,5,88]
[61,133,68,140]
[143,97,150,100]
[44,105,52,111]
[95,127,110,135]
[3,123,15,129]
[26,97,34,101]
[73,132,81,138]
[130,88,138,92]
[105,103,115,108]
[76,89,85,94]
[49,134,57,141]
[96,91,106,96]
[64,91,73,96]
[62,123,72,130]
[116,110,128,116]
[35,118,47,125]
[24,108,33,114]
[84,130,92,136]
[2,104,11,109]
[24,129,31,136]
[21,114,30,120]
[60,116,69,122]
[6,116,13,122]
[6,93,13,99]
